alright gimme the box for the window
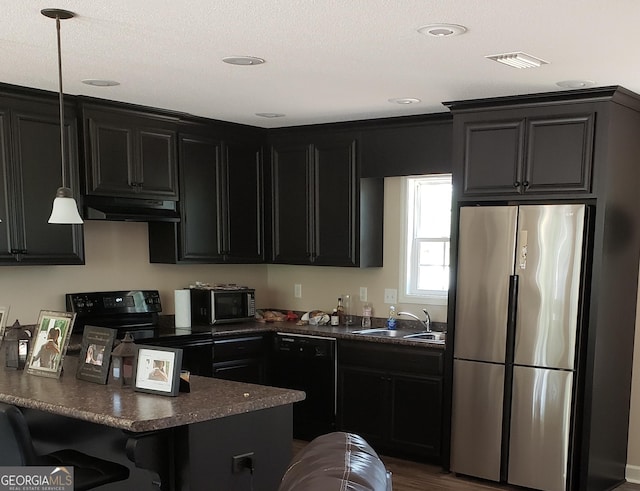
[400,174,452,305]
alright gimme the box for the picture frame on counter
[25,310,75,379]
[0,306,9,343]
[134,345,183,397]
[76,325,117,384]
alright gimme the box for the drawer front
[338,340,443,375]
[213,334,267,360]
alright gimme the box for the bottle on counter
[387,305,397,330]
[343,294,353,326]
[336,297,345,325]
[330,308,340,326]
[361,303,372,328]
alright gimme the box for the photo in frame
[0,306,9,344]
[25,310,75,379]
[134,345,183,397]
[76,325,117,384]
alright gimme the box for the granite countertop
[200,319,448,350]
[85,314,447,350]
[0,356,304,433]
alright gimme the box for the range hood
[83,195,180,222]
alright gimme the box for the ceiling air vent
[486,52,549,69]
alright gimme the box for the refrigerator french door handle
[505,275,519,366]
[500,274,519,481]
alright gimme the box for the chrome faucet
[398,309,431,332]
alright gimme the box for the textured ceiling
[2,1,638,128]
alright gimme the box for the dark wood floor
[292,440,640,491]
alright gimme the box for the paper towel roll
[174,289,191,328]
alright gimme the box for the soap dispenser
[387,306,397,330]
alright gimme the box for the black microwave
[190,287,256,325]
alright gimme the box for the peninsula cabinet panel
[81,103,179,200]
[457,107,595,199]
[0,96,83,265]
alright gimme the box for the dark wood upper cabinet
[0,93,83,265]
[269,133,383,267]
[454,105,596,199]
[177,131,223,261]
[224,138,264,262]
[359,115,452,178]
[270,142,313,264]
[80,102,179,200]
[148,122,265,264]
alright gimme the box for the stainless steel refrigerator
[450,204,587,491]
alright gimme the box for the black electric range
[65,290,211,341]
[66,290,215,376]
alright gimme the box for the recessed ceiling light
[81,79,120,87]
[486,52,549,69]
[417,24,467,37]
[388,98,421,105]
[556,80,595,89]
[256,113,285,118]
[223,56,265,66]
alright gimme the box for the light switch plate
[359,287,368,302]
[384,288,397,304]
[294,284,302,298]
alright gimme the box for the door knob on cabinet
[513,181,521,188]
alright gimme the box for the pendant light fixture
[42,8,83,224]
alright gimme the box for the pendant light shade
[42,8,83,225]
[49,187,84,224]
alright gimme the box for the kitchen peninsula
[0,355,304,491]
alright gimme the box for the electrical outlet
[232,452,254,474]
[384,288,397,304]
[359,287,368,302]
[294,283,302,298]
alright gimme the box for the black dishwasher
[272,333,337,440]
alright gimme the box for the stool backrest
[0,403,37,466]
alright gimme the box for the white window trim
[398,175,450,307]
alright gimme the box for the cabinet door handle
[513,181,521,188]
[522,180,530,188]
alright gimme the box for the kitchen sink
[350,328,406,337]
[403,331,447,342]
[350,328,446,343]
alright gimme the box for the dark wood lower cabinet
[338,340,444,461]
[390,374,442,458]
[212,357,264,384]
[338,366,389,445]
[212,333,269,385]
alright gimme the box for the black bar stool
[0,402,129,490]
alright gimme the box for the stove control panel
[66,290,162,315]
